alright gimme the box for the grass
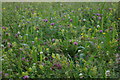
[1,2,119,79]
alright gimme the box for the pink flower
[23,75,29,79]
[73,42,78,45]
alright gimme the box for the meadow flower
[70,19,72,22]
[99,30,103,33]
[83,19,86,21]
[23,75,29,79]
[79,73,83,76]
[78,50,81,53]
[40,52,43,54]
[51,23,55,26]
[52,39,55,42]
[105,70,110,76]
[43,19,48,22]
[2,27,6,30]
[4,73,9,76]
[96,13,101,16]
[97,25,100,28]
[98,17,102,20]
[73,42,78,45]
[22,57,25,60]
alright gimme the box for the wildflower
[105,70,110,76]
[97,25,100,28]
[43,19,48,22]
[73,42,78,45]
[22,57,25,60]
[4,73,9,76]
[96,13,101,16]
[2,27,6,30]
[70,19,72,22]
[78,50,81,53]
[56,54,60,60]
[83,19,86,21]
[79,73,83,76]
[40,52,43,54]
[52,39,55,42]
[103,32,106,34]
[23,75,29,79]
[99,30,103,33]
[98,17,102,20]
[52,53,55,58]
[51,23,55,26]
[18,31,20,34]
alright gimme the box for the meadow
[1,2,120,79]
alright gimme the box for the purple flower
[108,8,112,10]
[98,17,102,20]
[22,57,25,60]
[52,39,55,42]
[73,42,78,45]
[43,19,48,22]
[2,27,6,30]
[4,73,9,76]
[99,30,103,33]
[23,75,29,79]
[0,71,2,74]
[50,23,55,26]
[96,13,101,16]
[70,19,72,22]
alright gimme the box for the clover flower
[23,75,29,79]
[70,19,73,22]
[73,42,78,45]
[43,19,48,22]
[99,30,103,33]
[51,23,55,26]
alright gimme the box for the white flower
[18,31,20,34]
[25,34,28,36]
[105,70,110,76]
[78,50,81,53]
[79,73,83,76]
[40,52,43,54]
[18,25,21,27]
[83,19,86,21]
[97,25,100,28]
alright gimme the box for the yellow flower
[46,48,49,51]
[39,65,44,69]
[88,28,92,31]
[118,18,120,20]
[97,45,101,49]
[56,54,60,60]
[3,8,6,10]
[52,53,55,58]
[103,33,106,34]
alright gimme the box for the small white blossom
[83,19,86,21]
[79,73,83,76]
[40,52,43,54]
[105,70,110,76]
[78,50,81,53]
[97,25,100,28]
[18,31,20,34]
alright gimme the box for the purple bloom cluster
[43,19,48,22]
[99,30,103,33]
[51,23,55,26]
[70,19,72,22]
[23,75,29,79]
[73,42,78,45]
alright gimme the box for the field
[1,2,120,79]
